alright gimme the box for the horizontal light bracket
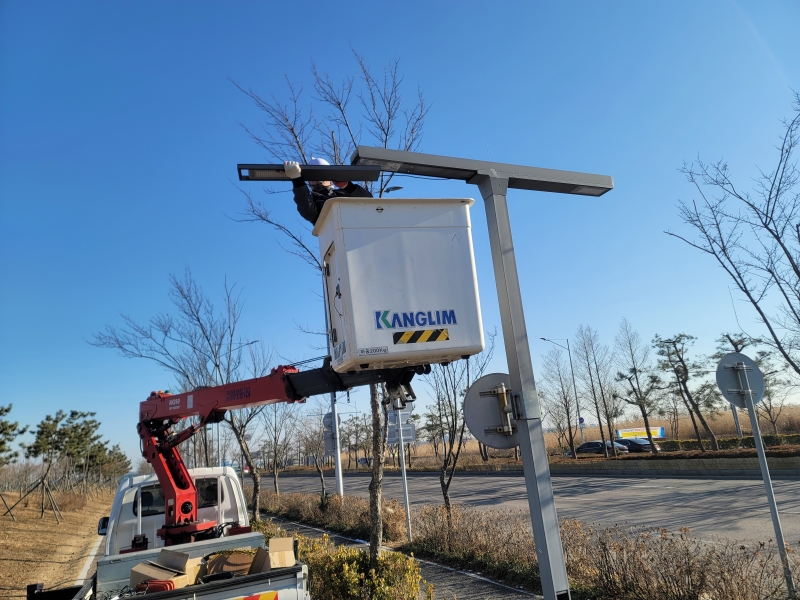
[350,147,614,196]
[238,164,381,182]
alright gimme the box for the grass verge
[256,490,794,600]
[252,518,432,599]
[256,489,408,542]
[405,504,792,600]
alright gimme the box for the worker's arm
[286,161,319,223]
[292,180,320,223]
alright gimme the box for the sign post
[716,352,796,598]
[321,271,344,498]
[390,400,414,543]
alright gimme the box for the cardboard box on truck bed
[248,537,295,573]
[130,549,201,589]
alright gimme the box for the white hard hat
[308,157,330,166]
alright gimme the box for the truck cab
[101,466,249,555]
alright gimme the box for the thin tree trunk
[680,380,719,450]
[315,459,326,496]
[678,385,704,450]
[249,470,261,520]
[592,355,617,457]
[639,404,659,455]
[439,464,453,537]
[368,383,384,571]
[478,441,489,462]
[583,354,609,458]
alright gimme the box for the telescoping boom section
[138,359,416,547]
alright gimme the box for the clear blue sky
[1,1,798,462]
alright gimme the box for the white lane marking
[75,536,103,585]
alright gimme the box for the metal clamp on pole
[478,380,517,437]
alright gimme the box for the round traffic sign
[579,417,585,424]
[715,352,765,409]
[464,373,519,450]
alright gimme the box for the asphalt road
[267,472,800,546]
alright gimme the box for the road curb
[269,467,799,481]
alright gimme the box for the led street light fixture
[350,147,614,197]
[238,164,381,182]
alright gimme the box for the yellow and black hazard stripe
[393,329,449,344]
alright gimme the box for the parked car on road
[566,440,629,456]
[615,437,660,453]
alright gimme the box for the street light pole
[541,338,584,444]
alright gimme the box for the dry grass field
[367,404,800,471]
[0,491,112,599]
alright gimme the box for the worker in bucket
[285,157,372,225]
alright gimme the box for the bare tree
[658,386,683,440]
[261,401,299,495]
[754,350,795,434]
[90,269,273,516]
[425,333,495,524]
[297,399,328,495]
[540,348,578,458]
[654,334,722,450]
[667,93,800,376]
[613,318,663,454]
[575,325,619,457]
[234,51,427,199]
[421,408,443,461]
[340,415,363,470]
[233,52,428,567]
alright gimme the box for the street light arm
[540,337,568,352]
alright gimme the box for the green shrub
[678,439,710,451]
[299,534,430,600]
[250,518,287,540]
[762,434,784,447]
[740,436,757,448]
[658,440,682,452]
[716,437,743,450]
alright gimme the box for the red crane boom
[137,359,416,547]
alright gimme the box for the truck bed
[28,532,310,600]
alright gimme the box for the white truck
[27,360,417,600]
[27,467,310,600]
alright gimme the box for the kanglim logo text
[375,310,457,330]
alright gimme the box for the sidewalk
[266,515,541,600]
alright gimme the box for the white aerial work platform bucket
[313,197,485,373]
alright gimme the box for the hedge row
[657,433,800,451]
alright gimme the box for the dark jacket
[292,179,372,225]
